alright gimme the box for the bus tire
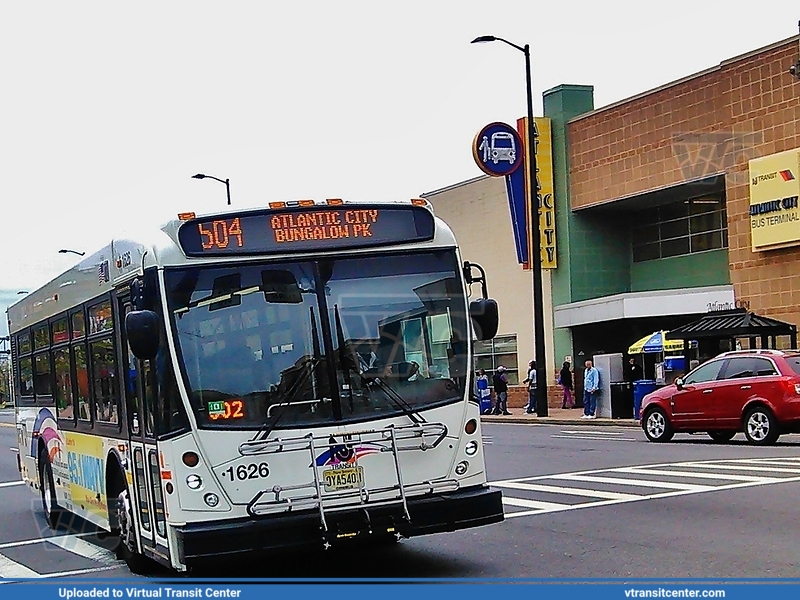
[39,447,64,530]
[116,486,159,574]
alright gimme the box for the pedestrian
[625,357,642,382]
[522,360,537,414]
[476,369,492,414]
[491,366,511,415]
[582,360,600,419]
[558,361,574,408]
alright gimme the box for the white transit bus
[8,198,503,573]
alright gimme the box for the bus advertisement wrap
[65,432,109,520]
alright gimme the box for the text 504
[221,463,270,481]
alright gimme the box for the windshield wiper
[253,306,324,441]
[332,305,426,425]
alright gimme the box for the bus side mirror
[126,310,160,360]
[470,298,499,341]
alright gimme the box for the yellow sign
[749,148,800,251]
[65,432,108,520]
[518,117,557,269]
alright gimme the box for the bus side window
[54,349,75,420]
[91,339,119,425]
[74,344,91,422]
[18,356,35,406]
[34,353,54,406]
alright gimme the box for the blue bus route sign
[472,122,524,177]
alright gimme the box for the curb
[481,416,641,428]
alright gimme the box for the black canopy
[666,309,797,349]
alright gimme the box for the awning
[665,309,797,343]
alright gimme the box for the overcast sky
[1,1,799,337]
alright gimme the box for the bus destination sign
[178,205,435,256]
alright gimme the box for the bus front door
[121,298,172,566]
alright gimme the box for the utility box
[593,353,624,419]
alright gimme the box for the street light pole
[192,173,231,205]
[58,249,85,257]
[471,35,548,416]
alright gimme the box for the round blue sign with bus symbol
[472,122,524,177]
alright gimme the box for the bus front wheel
[116,487,158,574]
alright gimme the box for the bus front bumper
[175,485,504,564]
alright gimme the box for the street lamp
[58,249,85,256]
[192,173,231,206]
[471,35,548,417]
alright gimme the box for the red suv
[641,350,800,445]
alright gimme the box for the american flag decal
[779,170,795,181]
[98,260,110,284]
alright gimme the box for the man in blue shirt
[582,360,600,419]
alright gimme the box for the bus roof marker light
[298,200,316,207]
[411,198,427,206]
[326,199,343,205]
[269,201,286,209]
[178,212,196,221]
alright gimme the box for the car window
[752,357,778,376]
[786,357,800,376]
[720,357,778,379]
[684,360,723,384]
[721,357,755,379]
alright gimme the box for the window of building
[632,196,727,263]
[473,334,519,384]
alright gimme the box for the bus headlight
[464,441,479,456]
[186,474,203,490]
[204,493,220,507]
[455,461,469,476]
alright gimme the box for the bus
[8,198,503,573]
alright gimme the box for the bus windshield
[165,250,469,429]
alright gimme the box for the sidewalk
[481,407,641,428]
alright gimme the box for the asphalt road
[3,408,800,579]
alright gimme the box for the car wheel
[39,447,64,530]
[643,408,674,442]
[744,406,780,445]
[708,431,736,443]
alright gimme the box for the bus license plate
[322,466,364,492]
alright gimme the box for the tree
[0,357,9,407]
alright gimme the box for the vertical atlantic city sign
[472,119,556,269]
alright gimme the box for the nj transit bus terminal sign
[749,148,800,251]
[472,123,524,177]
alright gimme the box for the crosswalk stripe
[560,430,627,436]
[551,435,637,442]
[552,473,713,491]
[0,482,24,489]
[502,497,571,511]
[723,458,800,468]
[0,553,39,578]
[46,536,118,565]
[614,467,777,483]
[679,462,800,474]
[493,481,642,501]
